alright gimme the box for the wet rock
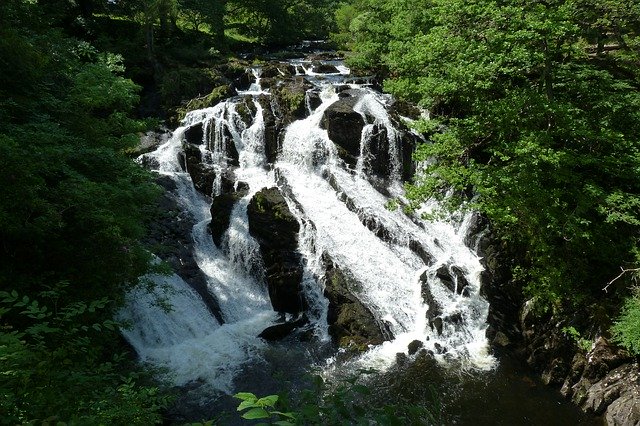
[322,253,391,347]
[209,184,249,247]
[181,141,234,197]
[435,265,470,296]
[272,79,309,124]
[431,317,444,336]
[184,122,204,145]
[390,99,422,120]
[434,342,447,354]
[420,271,444,335]
[260,64,289,79]
[144,176,224,324]
[233,70,253,92]
[400,132,418,182]
[408,340,424,355]
[312,62,340,74]
[133,128,171,157]
[396,352,409,365]
[366,123,391,178]
[258,315,308,341]
[247,187,304,314]
[463,212,490,252]
[256,95,280,164]
[444,312,463,326]
[306,91,322,113]
[320,92,366,167]
[409,239,435,266]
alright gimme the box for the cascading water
[122,56,495,406]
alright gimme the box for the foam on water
[124,61,495,397]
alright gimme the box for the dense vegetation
[335,0,640,351]
[0,0,340,423]
[2,0,639,422]
[0,0,168,423]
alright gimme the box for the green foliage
[612,287,640,355]
[561,326,593,352]
[234,392,296,424]
[0,288,171,424]
[234,373,437,425]
[343,0,640,310]
[0,0,166,422]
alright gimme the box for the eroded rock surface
[247,187,304,314]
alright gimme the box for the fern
[612,290,640,355]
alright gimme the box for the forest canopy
[336,0,640,344]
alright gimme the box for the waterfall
[124,58,495,397]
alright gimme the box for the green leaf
[271,411,296,419]
[256,394,279,408]
[241,407,270,420]
[234,392,257,402]
[237,400,258,411]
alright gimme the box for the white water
[123,60,494,396]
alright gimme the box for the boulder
[256,95,280,164]
[321,92,366,167]
[419,271,444,335]
[247,187,304,314]
[209,183,249,247]
[181,141,234,197]
[408,340,424,355]
[312,62,340,74]
[435,265,470,296]
[400,132,418,182]
[583,337,631,381]
[408,239,435,266]
[272,79,309,124]
[322,253,391,348]
[184,122,204,145]
[306,91,322,113]
[258,315,308,341]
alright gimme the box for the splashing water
[124,60,495,398]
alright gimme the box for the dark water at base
[441,356,602,425]
[166,341,603,425]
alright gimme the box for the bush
[612,288,640,355]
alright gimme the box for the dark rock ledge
[474,215,640,426]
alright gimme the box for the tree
[344,0,640,309]
[0,0,165,421]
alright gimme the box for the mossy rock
[176,85,235,120]
[273,80,308,123]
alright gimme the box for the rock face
[321,92,366,167]
[272,79,309,124]
[209,183,249,247]
[258,315,308,341]
[475,221,640,425]
[322,254,391,348]
[435,265,470,296]
[247,187,304,314]
[180,141,235,197]
[255,95,280,164]
[143,175,224,324]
